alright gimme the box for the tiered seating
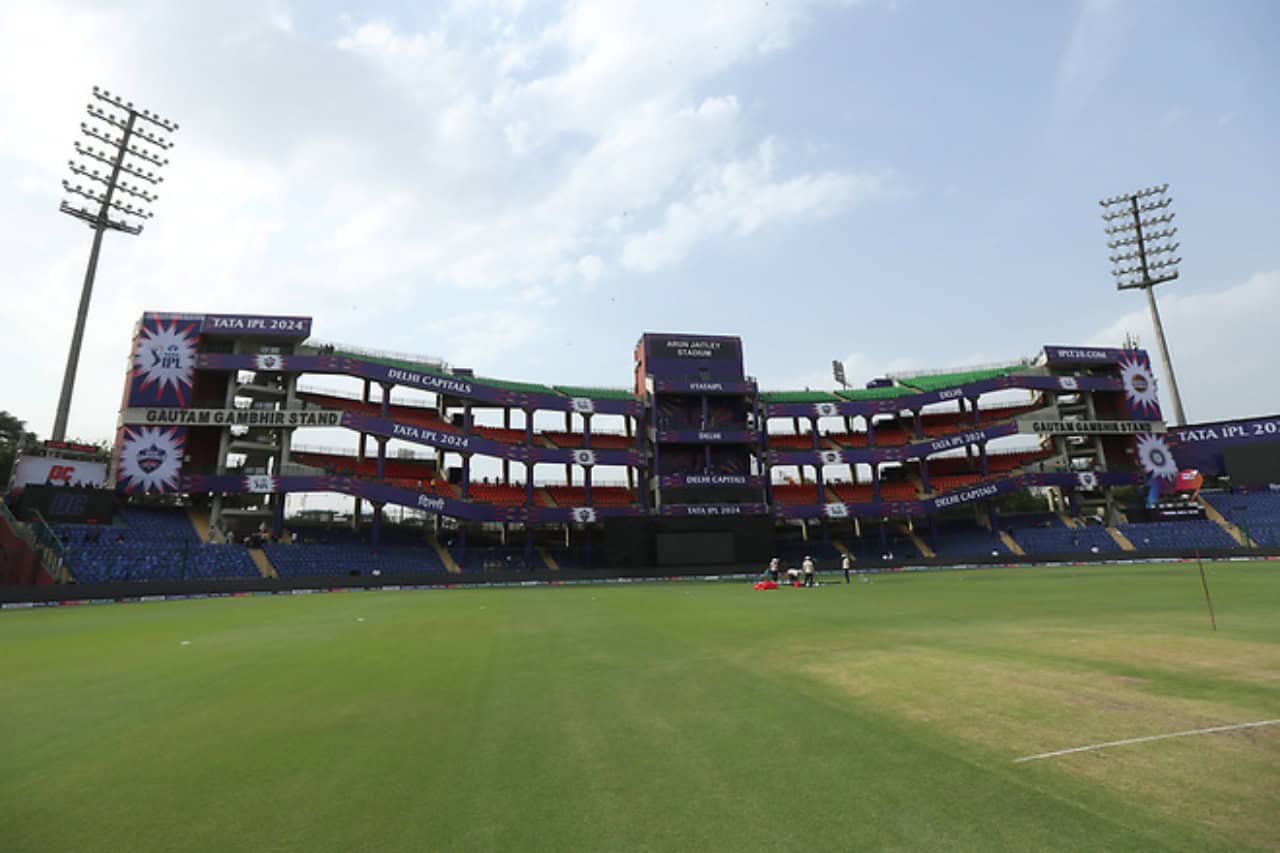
[930,520,1007,557]
[384,477,457,497]
[542,432,634,449]
[291,452,435,479]
[1118,521,1238,551]
[264,543,448,577]
[986,449,1054,472]
[299,392,456,434]
[543,486,637,506]
[1011,525,1118,555]
[978,401,1043,423]
[771,484,821,505]
[878,482,919,501]
[467,483,526,506]
[843,529,921,560]
[829,483,874,502]
[767,434,816,449]
[930,473,986,493]
[472,425,524,444]
[56,508,259,583]
[871,427,910,446]
[1204,491,1280,546]
[826,432,868,448]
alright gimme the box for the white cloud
[1085,271,1280,422]
[0,0,880,440]
[622,140,888,272]
[1054,0,1132,118]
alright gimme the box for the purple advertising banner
[655,429,756,444]
[657,503,769,517]
[643,333,745,382]
[768,422,1021,467]
[127,313,200,408]
[1042,345,1131,363]
[342,411,644,466]
[658,473,763,488]
[196,353,643,416]
[1166,415,1280,476]
[200,314,312,338]
[651,379,756,395]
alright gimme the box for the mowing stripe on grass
[1014,719,1280,763]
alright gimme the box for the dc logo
[1076,471,1099,491]
[255,354,282,371]
[823,502,848,518]
[814,402,838,418]
[573,449,596,467]
[571,397,595,414]
[1058,376,1079,390]
[246,475,275,493]
[137,444,167,474]
[819,450,842,465]
[572,507,597,524]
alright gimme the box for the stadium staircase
[898,522,935,558]
[998,530,1025,556]
[831,540,854,563]
[186,508,212,543]
[1057,511,1078,529]
[249,549,279,578]
[1198,498,1249,546]
[539,487,558,507]
[427,532,461,574]
[536,547,560,571]
[1105,526,1136,552]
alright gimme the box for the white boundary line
[1014,719,1280,763]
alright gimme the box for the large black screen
[656,531,735,566]
[1224,442,1280,486]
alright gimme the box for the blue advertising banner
[651,378,756,395]
[658,473,763,488]
[1042,345,1130,363]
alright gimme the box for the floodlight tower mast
[1099,183,1186,426]
[52,86,178,441]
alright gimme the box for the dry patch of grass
[793,642,1280,849]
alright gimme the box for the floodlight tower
[1099,183,1186,426]
[52,86,178,441]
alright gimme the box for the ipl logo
[814,402,839,418]
[823,502,849,519]
[151,344,183,370]
[570,398,595,415]
[573,449,597,467]
[246,475,276,493]
[1058,376,1079,391]
[819,450,843,466]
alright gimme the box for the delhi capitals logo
[814,403,839,418]
[570,397,595,415]
[137,443,167,474]
[117,426,185,493]
[823,502,849,518]
[131,315,198,406]
[573,449,596,467]
[572,507,597,524]
[1076,471,1099,491]
[254,354,282,372]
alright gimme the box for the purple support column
[971,397,980,426]
[811,417,820,450]
[921,458,931,494]
[872,464,881,502]
[376,438,386,479]
[525,408,534,444]
[461,454,471,499]
[980,441,989,478]
[584,464,593,505]
[913,409,922,438]
[525,462,534,506]
[371,503,382,552]
[272,494,285,537]
[867,417,877,447]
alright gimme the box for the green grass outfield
[3,561,1279,852]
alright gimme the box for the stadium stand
[1117,520,1239,551]
[1203,490,1280,547]
[264,543,448,577]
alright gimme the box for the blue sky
[1,0,1277,444]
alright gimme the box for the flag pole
[1195,550,1217,631]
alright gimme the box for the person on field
[842,553,851,583]
[802,555,816,587]
[767,557,780,582]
